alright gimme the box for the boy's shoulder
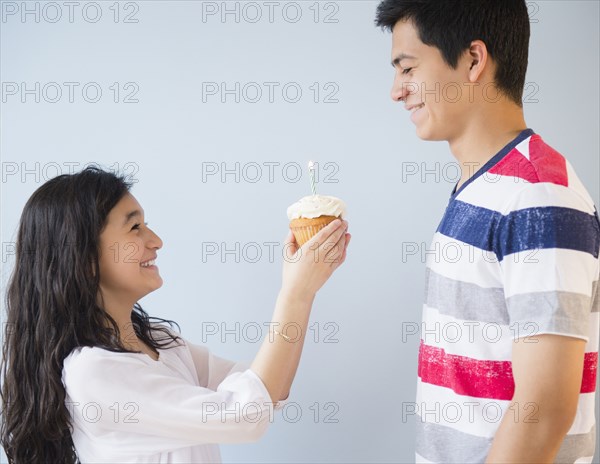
[458,132,597,216]
[489,133,567,187]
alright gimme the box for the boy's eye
[402,67,413,75]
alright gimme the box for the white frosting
[287,194,347,220]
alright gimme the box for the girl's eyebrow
[123,209,143,226]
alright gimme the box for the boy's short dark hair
[375,0,530,107]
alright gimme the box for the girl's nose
[147,228,163,250]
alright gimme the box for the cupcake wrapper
[289,216,339,247]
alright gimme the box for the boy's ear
[467,40,488,82]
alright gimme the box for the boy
[375,1,599,462]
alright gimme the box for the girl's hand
[280,219,350,302]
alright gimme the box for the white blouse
[61,333,285,463]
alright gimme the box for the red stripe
[489,149,539,184]
[581,352,598,393]
[528,134,569,186]
[487,134,569,187]
[418,341,598,400]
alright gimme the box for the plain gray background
[1,1,598,462]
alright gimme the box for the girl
[0,166,350,463]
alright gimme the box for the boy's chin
[416,126,446,142]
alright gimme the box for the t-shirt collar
[449,128,535,202]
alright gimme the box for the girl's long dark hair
[1,166,182,463]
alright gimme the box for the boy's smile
[390,19,489,142]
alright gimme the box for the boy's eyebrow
[123,209,142,226]
[391,53,417,68]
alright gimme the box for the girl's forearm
[278,311,309,401]
[250,290,314,402]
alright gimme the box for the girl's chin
[137,280,164,299]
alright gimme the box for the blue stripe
[436,201,502,252]
[495,206,600,260]
[437,201,600,261]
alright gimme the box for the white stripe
[456,173,597,215]
[415,452,435,463]
[416,379,507,439]
[585,312,599,352]
[454,173,531,212]
[566,160,597,212]
[416,381,597,439]
[427,232,502,289]
[498,181,597,215]
[515,135,532,160]
[568,393,597,436]
[422,305,513,361]
[500,248,599,297]
[574,456,594,464]
[422,307,599,358]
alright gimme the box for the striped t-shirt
[415,128,600,463]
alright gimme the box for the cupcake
[287,194,347,247]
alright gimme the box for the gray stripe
[507,291,593,338]
[416,418,596,463]
[556,424,596,463]
[415,418,491,463]
[424,268,508,324]
[425,269,597,332]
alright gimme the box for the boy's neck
[449,104,528,191]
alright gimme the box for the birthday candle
[308,161,317,196]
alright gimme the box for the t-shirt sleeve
[62,348,278,455]
[495,182,600,341]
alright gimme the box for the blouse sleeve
[185,339,288,410]
[186,341,249,390]
[62,347,277,454]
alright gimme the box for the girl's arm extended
[251,219,349,403]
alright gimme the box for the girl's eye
[402,67,413,75]
[131,222,148,231]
